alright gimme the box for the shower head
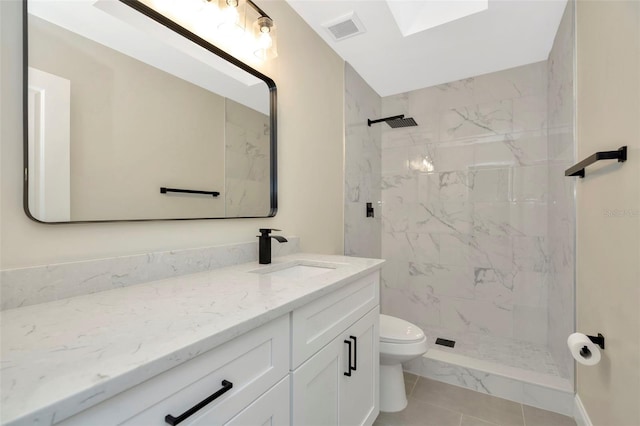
[386,117,418,128]
[367,114,418,128]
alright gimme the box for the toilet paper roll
[567,332,601,366]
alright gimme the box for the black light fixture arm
[246,0,270,19]
[565,146,627,178]
[215,0,271,19]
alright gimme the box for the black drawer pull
[165,380,233,425]
[344,339,352,377]
[350,335,357,371]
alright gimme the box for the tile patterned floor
[373,373,577,426]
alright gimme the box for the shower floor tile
[402,325,575,415]
[421,325,561,377]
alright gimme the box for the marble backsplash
[0,237,300,311]
[380,61,553,346]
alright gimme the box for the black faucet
[257,228,288,264]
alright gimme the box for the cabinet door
[340,307,379,426]
[292,306,379,426]
[291,337,344,426]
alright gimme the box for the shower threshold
[403,327,575,416]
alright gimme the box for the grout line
[522,403,527,426]
[412,399,468,424]
[407,375,418,396]
[465,414,501,426]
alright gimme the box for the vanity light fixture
[209,0,277,59]
[146,0,277,61]
[253,15,277,60]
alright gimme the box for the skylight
[386,0,489,36]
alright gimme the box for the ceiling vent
[323,12,366,42]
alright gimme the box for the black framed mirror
[23,0,277,223]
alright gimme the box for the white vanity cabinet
[291,271,380,426]
[48,269,381,426]
[58,315,290,426]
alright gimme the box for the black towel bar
[160,187,220,197]
[565,146,627,178]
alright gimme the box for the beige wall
[30,16,227,221]
[0,0,345,268]
[576,1,640,425]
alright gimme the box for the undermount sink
[250,260,341,279]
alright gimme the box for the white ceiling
[285,0,568,97]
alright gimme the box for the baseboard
[574,394,593,426]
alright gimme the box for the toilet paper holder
[587,333,605,350]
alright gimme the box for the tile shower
[345,1,575,414]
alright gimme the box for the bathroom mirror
[23,0,277,223]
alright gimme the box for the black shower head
[385,117,418,128]
[367,114,418,128]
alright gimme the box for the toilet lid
[380,314,426,343]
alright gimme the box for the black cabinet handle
[350,335,357,371]
[165,380,233,425]
[344,336,358,377]
[160,187,220,197]
[344,339,352,377]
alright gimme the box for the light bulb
[218,5,244,37]
[220,5,239,26]
[192,2,221,39]
[257,32,272,49]
[253,16,276,59]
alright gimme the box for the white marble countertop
[0,254,384,425]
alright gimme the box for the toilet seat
[380,314,425,344]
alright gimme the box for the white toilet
[379,314,428,413]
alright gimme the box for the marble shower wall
[344,63,382,258]
[225,99,271,217]
[546,0,576,382]
[380,62,551,345]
